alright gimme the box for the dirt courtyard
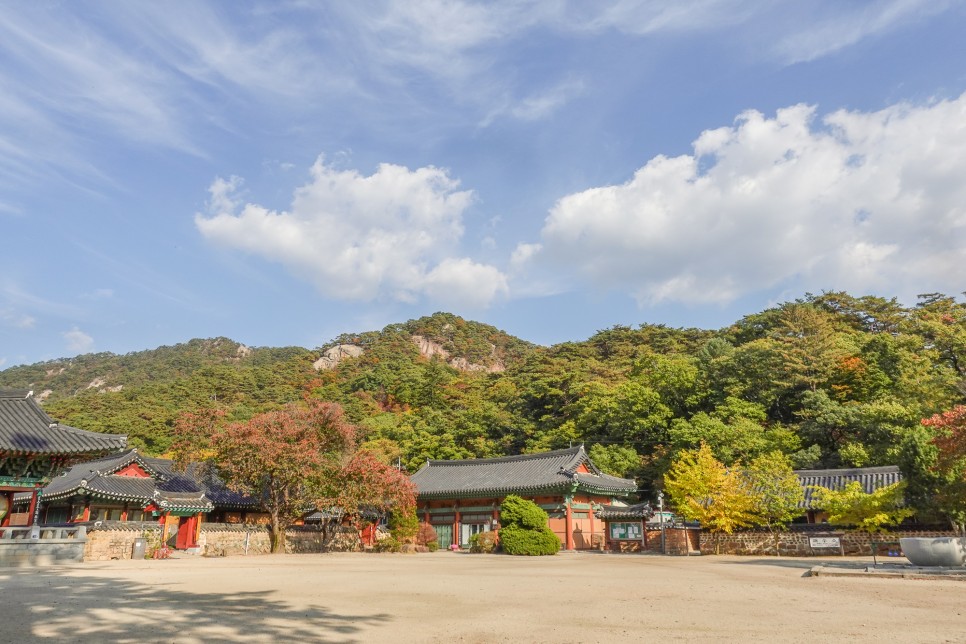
[2,552,963,643]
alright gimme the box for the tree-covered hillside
[2,297,964,521]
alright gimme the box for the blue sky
[2,1,966,367]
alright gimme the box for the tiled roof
[410,446,637,500]
[41,449,254,511]
[0,389,127,455]
[795,465,903,509]
[595,502,653,520]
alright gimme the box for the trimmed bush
[469,530,499,553]
[372,535,402,552]
[498,495,561,556]
[499,525,560,556]
[500,495,549,530]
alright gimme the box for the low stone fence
[200,524,360,556]
[702,526,958,556]
[0,525,87,566]
[79,521,362,560]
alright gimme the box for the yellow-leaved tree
[811,481,913,533]
[664,443,758,553]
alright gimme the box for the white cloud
[196,157,508,307]
[0,308,35,329]
[63,327,94,354]
[530,93,966,305]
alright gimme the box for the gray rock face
[313,344,365,370]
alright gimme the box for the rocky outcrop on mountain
[313,344,365,370]
[411,335,505,373]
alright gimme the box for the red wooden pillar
[454,502,461,548]
[81,502,91,522]
[564,497,574,551]
[26,489,39,526]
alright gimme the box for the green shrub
[498,495,560,556]
[499,525,560,556]
[500,495,548,530]
[426,540,439,552]
[389,509,419,544]
[469,531,499,553]
[372,536,402,552]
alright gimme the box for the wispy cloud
[772,0,954,63]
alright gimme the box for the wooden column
[454,502,461,548]
[564,496,574,551]
[26,489,39,526]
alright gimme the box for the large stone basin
[899,537,966,567]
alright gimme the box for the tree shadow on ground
[0,567,390,643]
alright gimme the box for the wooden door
[175,516,197,549]
[434,523,453,548]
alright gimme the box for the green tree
[668,397,798,465]
[588,444,641,478]
[664,444,758,553]
[745,451,804,555]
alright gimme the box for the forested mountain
[2,296,965,518]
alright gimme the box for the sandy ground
[2,552,964,643]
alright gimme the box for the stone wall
[82,522,363,560]
[0,526,87,567]
[83,522,161,561]
[702,527,958,556]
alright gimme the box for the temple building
[37,449,262,550]
[410,446,637,550]
[0,389,126,528]
[795,465,904,523]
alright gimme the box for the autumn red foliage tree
[175,401,415,553]
[922,405,966,533]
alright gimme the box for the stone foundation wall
[703,528,958,556]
